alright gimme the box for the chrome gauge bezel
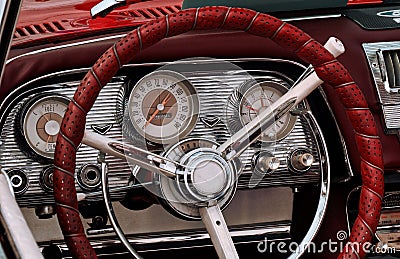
[18,94,70,161]
[127,70,200,145]
[226,79,298,143]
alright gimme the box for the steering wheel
[54,6,384,259]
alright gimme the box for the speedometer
[127,70,199,144]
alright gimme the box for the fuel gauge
[19,95,69,160]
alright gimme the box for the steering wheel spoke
[82,130,189,178]
[217,37,345,161]
[200,203,239,259]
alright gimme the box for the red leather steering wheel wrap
[54,6,384,259]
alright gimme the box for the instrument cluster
[0,58,325,210]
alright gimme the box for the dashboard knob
[289,149,314,173]
[252,151,280,175]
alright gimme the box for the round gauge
[20,95,69,159]
[230,80,297,142]
[128,70,199,144]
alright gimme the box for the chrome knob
[252,151,280,175]
[289,149,314,173]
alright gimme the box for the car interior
[0,0,400,258]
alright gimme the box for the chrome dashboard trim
[282,14,342,22]
[363,41,400,133]
[288,111,331,259]
[40,222,292,257]
[0,57,351,206]
[6,34,127,65]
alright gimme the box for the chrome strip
[0,0,22,83]
[363,41,400,133]
[245,12,260,31]
[345,186,362,235]
[363,186,383,201]
[317,87,354,178]
[71,98,87,115]
[271,22,286,39]
[0,170,43,259]
[4,13,342,68]
[282,14,342,22]
[90,67,103,88]
[288,111,330,259]
[137,27,142,51]
[354,132,380,139]
[6,34,127,65]
[193,8,200,30]
[333,81,355,89]
[358,215,374,237]
[360,157,384,173]
[40,222,291,256]
[101,162,142,259]
[113,44,122,68]
[165,15,170,38]
[221,7,232,28]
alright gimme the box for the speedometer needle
[246,106,259,112]
[145,92,173,127]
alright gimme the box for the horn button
[157,138,240,220]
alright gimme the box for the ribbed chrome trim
[282,14,341,22]
[165,15,170,38]
[245,12,259,31]
[0,58,327,206]
[318,59,338,68]
[193,8,200,30]
[333,81,355,89]
[54,165,75,178]
[39,222,291,256]
[358,215,374,237]
[360,157,384,173]
[55,203,80,214]
[137,27,143,51]
[295,38,313,54]
[71,98,87,115]
[221,7,232,28]
[363,186,383,201]
[345,107,369,111]
[355,132,380,139]
[363,41,400,132]
[90,68,102,88]
[58,130,77,151]
[6,34,127,65]
[349,244,361,259]
[271,22,286,39]
[113,44,122,68]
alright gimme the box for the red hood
[13,0,182,47]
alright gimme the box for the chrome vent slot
[14,21,68,39]
[117,5,181,19]
[363,41,400,133]
[378,49,400,93]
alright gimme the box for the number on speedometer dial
[128,70,199,144]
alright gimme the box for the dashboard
[1,2,400,258]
